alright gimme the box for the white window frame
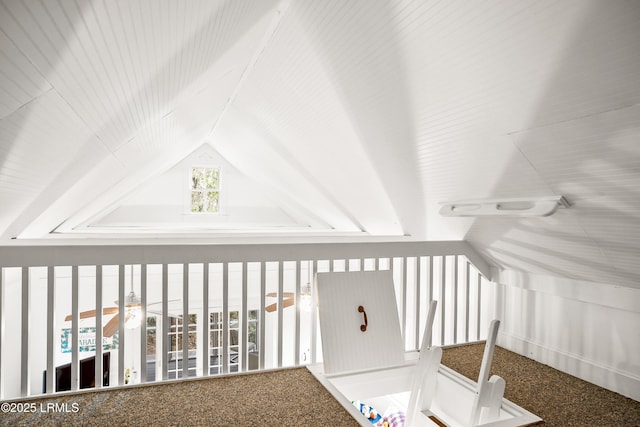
[168,314,198,379]
[188,166,221,214]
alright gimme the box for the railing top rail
[0,241,492,279]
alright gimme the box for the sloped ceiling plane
[0,0,639,289]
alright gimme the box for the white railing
[0,242,492,399]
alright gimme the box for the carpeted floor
[2,345,639,426]
[441,343,640,427]
[0,368,359,427]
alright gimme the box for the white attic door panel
[316,270,404,375]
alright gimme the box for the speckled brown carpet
[441,343,640,427]
[0,368,359,427]
[2,346,639,426]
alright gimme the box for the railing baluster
[465,260,470,343]
[277,261,284,368]
[477,272,482,341]
[140,264,147,383]
[95,266,103,389]
[428,257,433,348]
[453,255,459,345]
[241,262,248,372]
[222,263,229,374]
[161,264,169,381]
[0,269,3,399]
[202,263,209,377]
[21,267,29,396]
[71,266,79,392]
[118,265,125,385]
[0,269,2,399]
[259,262,266,370]
[391,257,397,338]
[310,260,317,364]
[440,257,446,346]
[46,267,55,394]
[402,257,408,347]
[415,257,421,350]
[295,260,302,366]
[182,264,189,379]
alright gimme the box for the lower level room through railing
[0,242,494,399]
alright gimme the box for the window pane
[210,312,222,374]
[146,317,156,358]
[191,168,219,213]
[191,168,204,189]
[229,310,239,372]
[205,168,219,189]
[191,191,203,212]
[205,192,219,213]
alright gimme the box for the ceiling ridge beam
[207,0,292,138]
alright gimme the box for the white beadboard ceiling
[0,0,639,289]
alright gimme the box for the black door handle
[358,305,368,332]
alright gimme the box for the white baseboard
[498,332,640,402]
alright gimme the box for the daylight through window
[191,167,220,213]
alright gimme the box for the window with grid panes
[190,167,219,213]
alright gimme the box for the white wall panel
[495,269,640,401]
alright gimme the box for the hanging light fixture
[124,266,141,329]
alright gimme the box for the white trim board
[494,269,640,313]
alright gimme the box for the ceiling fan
[265,289,313,312]
[64,289,142,337]
[264,261,312,313]
[64,268,147,337]
[265,292,295,312]
[265,264,313,312]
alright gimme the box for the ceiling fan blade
[265,296,296,313]
[266,292,295,298]
[265,302,277,312]
[65,307,119,322]
[102,307,120,316]
[103,315,120,337]
[65,310,96,322]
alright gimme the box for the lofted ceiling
[0,1,639,288]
